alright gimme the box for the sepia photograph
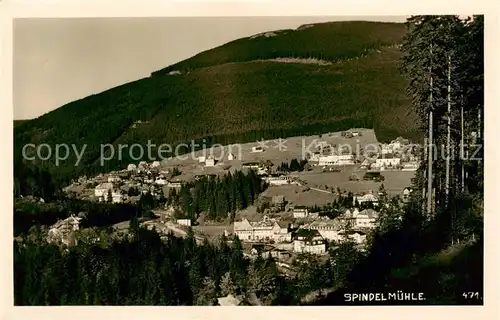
[10,12,485,308]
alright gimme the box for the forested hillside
[14,21,419,188]
[13,16,484,306]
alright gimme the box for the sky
[13,16,407,120]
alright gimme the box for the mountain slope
[14,21,420,184]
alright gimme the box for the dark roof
[243,162,260,166]
[277,221,289,228]
[364,171,382,176]
[296,228,322,241]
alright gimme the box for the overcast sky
[14,16,407,120]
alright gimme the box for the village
[52,128,418,272]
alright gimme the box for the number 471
[463,292,480,299]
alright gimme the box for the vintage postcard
[2,0,497,319]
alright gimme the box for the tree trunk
[460,104,465,192]
[427,48,434,215]
[445,54,451,201]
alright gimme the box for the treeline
[14,227,293,305]
[14,161,57,202]
[14,218,374,306]
[277,158,308,172]
[168,170,265,222]
[152,21,406,76]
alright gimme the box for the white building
[380,144,392,155]
[151,161,161,168]
[167,181,182,188]
[155,178,168,185]
[339,230,368,245]
[264,175,290,186]
[318,154,354,166]
[233,218,291,243]
[111,191,124,204]
[301,219,345,242]
[402,162,418,171]
[353,193,379,206]
[47,215,82,246]
[108,175,122,183]
[341,208,379,229]
[402,187,413,202]
[375,158,401,168]
[293,229,326,255]
[205,156,215,167]
[293,206,309,218]
[242,163,260,169]
[257,167,268,176]
[308,152,321,162]
[94,182,114,197]
[227,153,235,161]
[177,219,192,227]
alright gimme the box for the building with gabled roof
[233,217,291,243]
[293,229,326,254]
[94,182,114,197]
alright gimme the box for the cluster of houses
[362,137,419,171]
[232,201,381,255]
[64,160,187,203]
[307,141,356,167]
[305,136,419,172]
[46,214,83,247]
[292,207,379,254]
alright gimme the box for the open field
[156,129,414,203]
[296,168,415,196]
[262,185,338,207]
[192,224,232,242]
[158,128,380,177]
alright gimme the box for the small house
[293,229,326,255]
[94,182,114,197]
[293,206,309,218]
[251,146,264,153]
[155,178,168,185]
[111,191,124,203]
[205,156,216,167]
[151,161,161,168]
[108,175,121,183]
[353,192,379,206]
[402,187,413,201]
[167,181,182,188]
[177,219,192,227]
[375,158,401,168]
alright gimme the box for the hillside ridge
[14,20,419,184]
